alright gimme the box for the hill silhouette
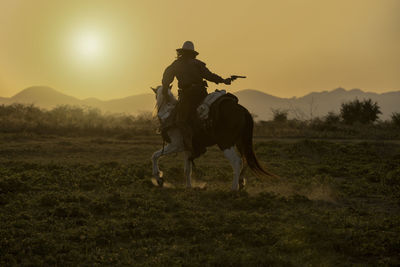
[8,86,81,108]
[236,88,400,120]
[0,86,399,120]
[0,86,154,114]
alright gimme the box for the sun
[73,30,104,61]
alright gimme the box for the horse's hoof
[239,178,246,191]
[231,186,240,191]
[157,178,164,187]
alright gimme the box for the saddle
[197,90,227,120]
[196,90,239,128]
[160,90,239,146]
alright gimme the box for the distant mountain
[295,88,400,121]
[0,86,399,120]
[236,87,400,120]
[9,86,81,109]
[0,86,155,115]
[235,90,290,119]
[102,94,155,114]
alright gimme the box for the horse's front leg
[152,148,165,186]
[151,128,185,186]
[183,151,193,188]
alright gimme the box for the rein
[161,139,166,155]
[156,92,177,150]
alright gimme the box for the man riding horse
[161,41,232,154]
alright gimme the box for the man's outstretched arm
[199,61,231,85]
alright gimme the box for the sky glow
[0,0,399,99]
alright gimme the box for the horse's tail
[241,110,276,177]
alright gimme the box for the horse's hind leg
[235,142,247,190]
[183,151,193,188]
[239,166,247,190]
[223,146,243,191]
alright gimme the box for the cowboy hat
[176,41,199,55]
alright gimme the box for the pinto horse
[151,85,273,190]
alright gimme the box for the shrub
[0,104,157,136]
[324,112,341,124]
[391,112,400,128]
[271,109,288,123]
[340,99,381,125]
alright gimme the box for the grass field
[1,134,399,266]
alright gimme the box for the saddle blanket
[196,89,226,120]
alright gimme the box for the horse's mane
[152,104,159,118]
[153,85,177,118]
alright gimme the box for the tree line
[0,104,156,137]
[271,98,399,126]
[0,99,399,138]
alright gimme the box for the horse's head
[150,86,176,108]
[150,85,177,120]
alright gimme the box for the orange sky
[1,0,399,99]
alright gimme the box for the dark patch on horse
[190,93,274,177]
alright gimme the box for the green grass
[0,135,399,266]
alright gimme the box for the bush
[0,104,157,136]
[391,112,400,128]
[324,112,341,124]
[340,99,381,125]
[271,109,288,123]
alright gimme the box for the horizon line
[1,85,400,101]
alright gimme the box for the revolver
[230,75,247,81]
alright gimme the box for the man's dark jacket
[162,57,224,91]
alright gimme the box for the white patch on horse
[183,151,193,188]
[223,146,243,191]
